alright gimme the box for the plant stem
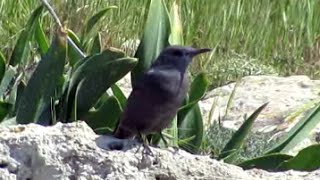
[40,0,86,58]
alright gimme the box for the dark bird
[114,46,211,141]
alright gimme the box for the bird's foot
[142,143,154,156]
[135,143,154,156]
[169,146,180,154]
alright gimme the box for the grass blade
[0,51,6,83]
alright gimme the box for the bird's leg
[135,132,153,156]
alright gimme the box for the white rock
[0,122,319,180]
[200,75,320,131]
[199,75,320,155]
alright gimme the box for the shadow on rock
[95,135,139,151]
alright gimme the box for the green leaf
[9,5,43,66]
[0,66,16,97]
[219,103,268,160]
[178,73,209,124]
[163,116,179,147]
[8,81,25,117]
[68,49,124,95]
[131,0,170,85]
[16,30,67,124]
[67,49,137,119]
[67,29,83,66]
[111,84,127,110]
[278,144,320,171]
[237,153,293,171]
[35,19,49,55]
[0,102,11,122]
[84,96,122,134]
[81,6,117,42]
[189,73,209,103]
[178,104,203,153]
[91,33,102,54]
[169,0,184,45]
[266,102,320,154]
[176,73,208,153]
[0,51,6,83]
[220,149,240,163]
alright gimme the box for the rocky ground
[0,122,319,180]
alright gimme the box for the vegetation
[0,0,320,173]
[1,0,320,88]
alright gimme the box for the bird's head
[152,46,211,73]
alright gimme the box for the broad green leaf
[220,149,240,163]
[237,153,293,170]
[111,84,127,110]
[131,0,170,85]
[74,57,137,119]
[178,73,209,124]
[9,5,43,66]
[0,102,11,122]
[72,55,93,73]
[67,49,137,119]
[94,92,110,109]
[266,102,320,154]
[219,103,268,160]
[189,73,209,103]
[169,0,184,45]
[81,6,117,42]
[178,104,203,153]
[35,19,49,55]
[68,49,124,92]
[0,66,16,97]
[278,144,320,171]
[0,51,6,83]
[84,96,122,134]
[16,29,67,124]
[67,29,83,66]
[91,33,102,54]
[8,81,25,117]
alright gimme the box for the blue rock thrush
[114,46,211,141]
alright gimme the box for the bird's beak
[190,48,212,57]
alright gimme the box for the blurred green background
[1,0,320,88]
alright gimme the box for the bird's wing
[139,67,182,96]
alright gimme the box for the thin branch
[40,0,86,58]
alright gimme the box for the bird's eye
[172,50,183,56]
